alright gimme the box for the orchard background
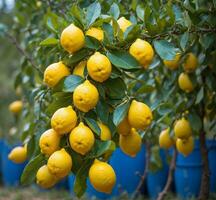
[0,0,216,200]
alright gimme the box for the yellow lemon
[119,128,142,157]
[87,52,112,82]
[178,72,194,93]
[73,80,99,112]
[159,128,174,149]
[176,136,194,156]
[98,122,111,141]
[128,100,153,130]
[163,53,181,70]
[69,122,95,155]
[183,53,198,73]
[43,62,70,87]
[39,129,61,156]
[9,100,23,114]
[174,118,192,139]
[47,148,72,178]
[117,17,132,32]
[129,39,154,69]
[73,61,86,77]
[8,146,27,164]
[117,117,131,136]
[60,24,85,54]
[89,161,116,193]
[86,27,104,41]
[36,165,57,189]
[51,106,77,135]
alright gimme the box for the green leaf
[113,101,130,126]
[136,5,144,21]
[71,4,85,27]
[85,36,101,50]
[109,3,120,19]
[123,25,141,42]
[96,99,109,124]
[84,118,101,136]
[54,75,84,93]
[136,84,155,94]
[188,112,202,134]
[195,87,204,105]
[86,2,101,27]
[180,32,189,51]
[153,40,178,60]
[39,37,59,46]
[102,23,114,44]
[157,103,173,115]
[21,154,45,185]
[106,50,139,70]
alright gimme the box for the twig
[5,32,43,74]
[156,147,177,200]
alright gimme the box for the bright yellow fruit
[47,148,72,178]
[117,117,131,136]
[51,106,77,135]
[178,73,194,93]
[86,27,104,41]
[98,122,111,141]
[43,62,70,87]
[60,24,85,54]
[159,128,174,149]
[183,53,198,73]
[9,100,23,114]
[8,146,27,164]
[39,129,61,156]
[163,53,181,70]
[69,122,95,155]
[73,80,99,112]
[36,165,57,189]
[174,118,192,139]
[129,39,154,69]
[119,128,142,157]
[89,160,116,193]
[128,100,153,130]
[117,17,132,32]
[176,136,194,156]
[87,52,112,82]
[73,61,86,77]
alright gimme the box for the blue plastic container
[175,140,202,199]
[1,141,27,186]
[0,139,3,181]
[68,174,75,195]
[55,177,69,190]
[146,149,169,199]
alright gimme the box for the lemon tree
[1,0,216,199]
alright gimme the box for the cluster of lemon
[36,17,154,192]
[159,117,194,156]
[164,52,198,93]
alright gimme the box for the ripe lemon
[117,117,131,136]
[36,165,57,189]
[60,24,85,54]
[51,106,77,135]
[9,100,23,114]
[174,118,192,139]
[98,122,111,141]
[117,17,132,32]
[69,122,95,155]
[128,100,153,130]
[163,53,181,70]
[129,39,154,69]
[8,146,27,164]
[73,61,86,77]
[176,136,194,156]
[73,80,99,112]
[119,128,142,157]
[159,128,174,149]
[89,160,116,193]
[43,62,70,87]
[183,53,198,73]
[178,72,194,93]
[87,52,112,82]
[86,27,104,41]
[47,148,72,178]
[39,129,61,156]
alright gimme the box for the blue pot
[68,174,75,195]
[146,149,169,199]
[175,140,202,199]
[55,177,69,190]
[2,141,27,186]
